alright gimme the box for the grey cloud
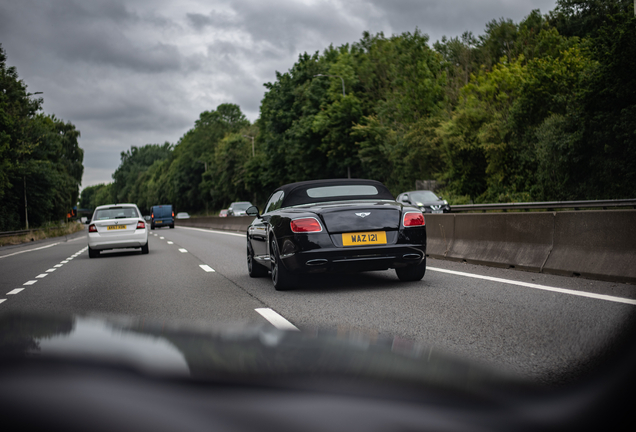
[187,13,214,30]
[1,0,184,74]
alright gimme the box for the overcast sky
[0,0,557,188]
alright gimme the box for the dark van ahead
[151,205,174,229]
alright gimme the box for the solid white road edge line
[427,267,636,306]
[255,308,299,331]
[0,242,60,259]
[199,265,215,272]
[177,226,246,237]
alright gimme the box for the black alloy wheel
[247,242,268,277]
[270,238,297,291]
[395,257,426,281]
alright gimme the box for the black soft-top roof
[275,179,395,207]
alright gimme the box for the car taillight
[172,211,174,217]
[403,212,425,227]
[290,217,322,233]
[151,213,154,219]
[88,224,97,233]
[136,221,145,229]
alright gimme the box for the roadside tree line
[1,45,83,231]
[82,0,635,213]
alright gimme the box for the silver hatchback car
[87,204,149,258]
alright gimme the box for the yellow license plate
[107,225,127,231]
[156,220,162,223]
[342,231,387,246]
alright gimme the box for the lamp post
[22,92,42,229]
[243,135,255,157]
[314,74,345,97]
[196,160,208,171]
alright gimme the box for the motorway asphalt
[1,225,635,385]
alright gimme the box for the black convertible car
[246,179,426,290]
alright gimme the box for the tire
[88,247,100,259]
[396,257,426,281]
[247,242,268,277]
[170,224,174,229]
[151,224,155,230]
[141,242,149,254]
[270,238,297,291]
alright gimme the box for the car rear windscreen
[153,206,172,217]
[94,207,138,220]
[307,185,379,198]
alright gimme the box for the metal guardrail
[0,229,38,238]
[450,198,636,212]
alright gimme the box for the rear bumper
[152,218,173,226]
[281,244,426,274]
[88,230,148,251]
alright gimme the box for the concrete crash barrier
[427,213,554,272]
[542,210,636,283]
[426,210,636,283]
[423,214,456,259]
[175,216,254,232]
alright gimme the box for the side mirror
[245,205,260,217]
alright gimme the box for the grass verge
[0,222,85,247]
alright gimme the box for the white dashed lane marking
[199,265,215,272]
[179,248,188,253]
[1,247,87,307]
[255,308,299,331]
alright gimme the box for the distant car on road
[246,179,426,290]
[396,190,451,213]
[227,201,253,216]
[151,204,174,229]
[87,203,148,258]
[176,212,190,219]
[219,209,228,217]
